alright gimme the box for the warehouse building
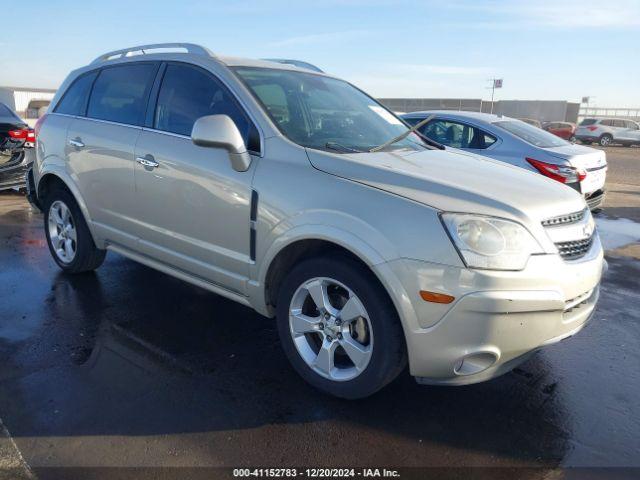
[0,86,56,126]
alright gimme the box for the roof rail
[91,43,215,65]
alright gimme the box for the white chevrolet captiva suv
[28,44,604,398]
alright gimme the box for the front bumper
[378,237,604,385]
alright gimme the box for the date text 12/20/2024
[233,468,401,478]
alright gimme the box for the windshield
[579,118,598,126]
[233,67,425,153]
[494,120,568,148]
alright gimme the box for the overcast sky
[2,0,638,107]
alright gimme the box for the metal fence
[579,107,640,121]
[378,98,582,123]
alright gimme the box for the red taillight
[24,128,36,148]
[34,114,48,138]
[586,126,598,132]
[8,129,28,139]
[526,158,585,184]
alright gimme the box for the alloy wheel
[47,200,77,263]
[288,277,373,381]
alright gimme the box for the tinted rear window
[87,64,157,125]
[495,120,567,148]
[55,71,98,116]
[579,119,598,126]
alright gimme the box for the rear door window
[494,120,567,148]
[55,71,98,116]
[422,119,496,149]
[87,63,157,126]
[154,63,260,152]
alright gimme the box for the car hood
[306,148,587,223]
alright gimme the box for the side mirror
[191,115,252,172]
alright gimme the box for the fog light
[454,352,498,376]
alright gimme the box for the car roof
[401,110,511,123]
[261,58,324,73]
[218,55,323,73]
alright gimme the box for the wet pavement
[1,191,639,478]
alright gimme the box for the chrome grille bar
[541,209,586,227]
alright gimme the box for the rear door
[132,62,260,294]
[611,119,629,140]
[66,62,159,249]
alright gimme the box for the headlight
[441,213,543,270]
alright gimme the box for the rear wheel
[44,187,106,273]
[599,134,613,147]
[276,256,406,399]
[569,135,576,143]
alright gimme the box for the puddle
[595,217,640,250]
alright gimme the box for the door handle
[136,155,159,168]
[68,138,85,148]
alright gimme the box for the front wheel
[44,187,106,273]
[276,256,407,399]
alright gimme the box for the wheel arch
[252,226,411,328]
[36,170,99,245]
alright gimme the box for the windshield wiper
[369,114,439,153]
[325,142,363,153]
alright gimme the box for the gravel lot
[1,146,639,479]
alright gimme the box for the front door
[133,63,260,294]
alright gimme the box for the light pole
[487,78,502,114]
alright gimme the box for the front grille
[555,236,594,260]
[542,209,586,227]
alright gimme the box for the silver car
[29,43,604,398]
[401,111,608,210]
[575,117,640,147]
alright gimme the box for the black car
[1,102,33,191]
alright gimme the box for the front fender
[247,203,409,315]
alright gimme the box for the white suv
[28,44,604,398]
[576,118,640,147]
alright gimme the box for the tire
[43,186,106,273]
[276,255,407,399]
[599,134,613,147]
[569,136,576,144]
